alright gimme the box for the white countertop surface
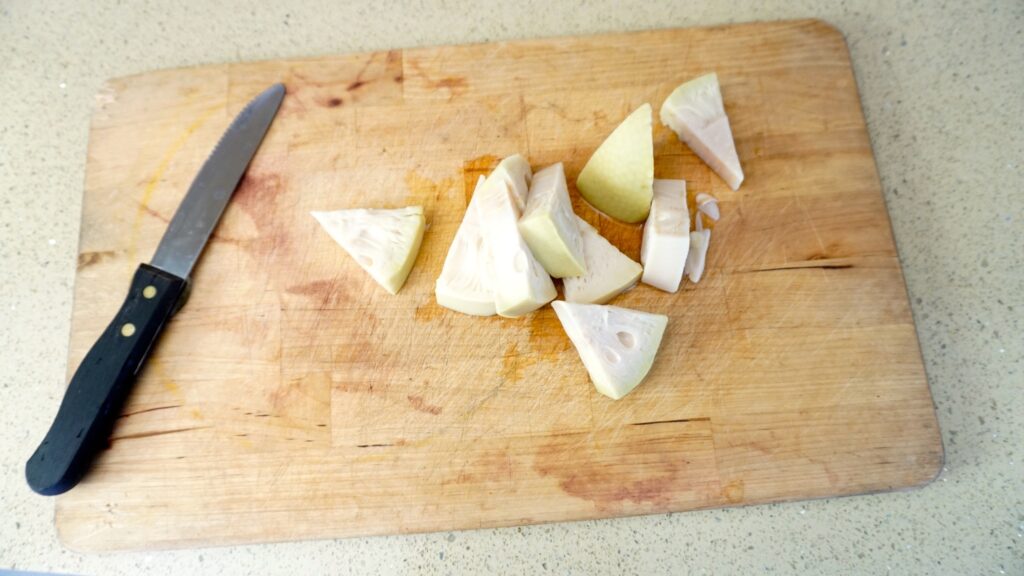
[1,1,1021,574]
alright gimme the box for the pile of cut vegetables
[314,73,743,400]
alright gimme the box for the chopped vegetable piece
[312,206,425,295]
[641,179,690,293]
[477,167,556,317]
[436,176,496,316]
[576,104,654,223]
[552,300,668,400]
[685,229,711,283]
[563,217,642,304]
[661,73,744,190]
[518,163,586,278]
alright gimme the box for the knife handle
[26,264,188,496]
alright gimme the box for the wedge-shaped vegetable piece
[491,154,532,212]
[563,217,642,304]
[576,104,654,223]
[435,176,495,316]
[660,73,744,190]
[477,171,556,317]
[518,163,586,278]
[552,300,668,400]
[312,206,425,295]
[640,179,690,293]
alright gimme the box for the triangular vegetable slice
[640,179,690,293]
[477,168,556,317]
[435,176,495,315]
[576,104,654,223]
[552,300,668,400]
[518,163,586,278]
[660,73,744,190]
[563,217,642,304]
[312,206,425,295]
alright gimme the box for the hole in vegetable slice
[602,347,621,364]
[616,331,636,348]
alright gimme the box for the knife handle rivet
[143,285,158,299]
[120,323,136,337]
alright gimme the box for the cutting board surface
[58,20,942,550]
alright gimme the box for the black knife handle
[26,263,189,495]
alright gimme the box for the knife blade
[25,83,286,496]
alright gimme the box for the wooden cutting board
[57,19,942,551]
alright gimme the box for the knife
[25,83,286,496]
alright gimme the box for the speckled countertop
[1,1,1021,574]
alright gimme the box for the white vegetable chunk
[563,217,643,304]
[685,229,711,284]
[518,163,586,278]
[477,168,556,317]
[312,206,425,295]
[660,73,744,190]
[552,300,668,400]
[640,179,690,293]
[435,176,496,316]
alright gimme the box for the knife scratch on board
[109,425,212,443]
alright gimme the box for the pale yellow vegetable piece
[576,104,654,223]
[518,163,586,278]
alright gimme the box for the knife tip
[259,83,287,104]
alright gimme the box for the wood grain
[56,19,942,551]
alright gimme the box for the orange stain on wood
[414,298,446,322]
[129,104,222,266]
[533,436,684,512]
[407,394,443,415]
[722,479,745,503]
[501,340,545,383]
[404,171,455,216]
[527,308,571,361]
[461,154,499,204]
